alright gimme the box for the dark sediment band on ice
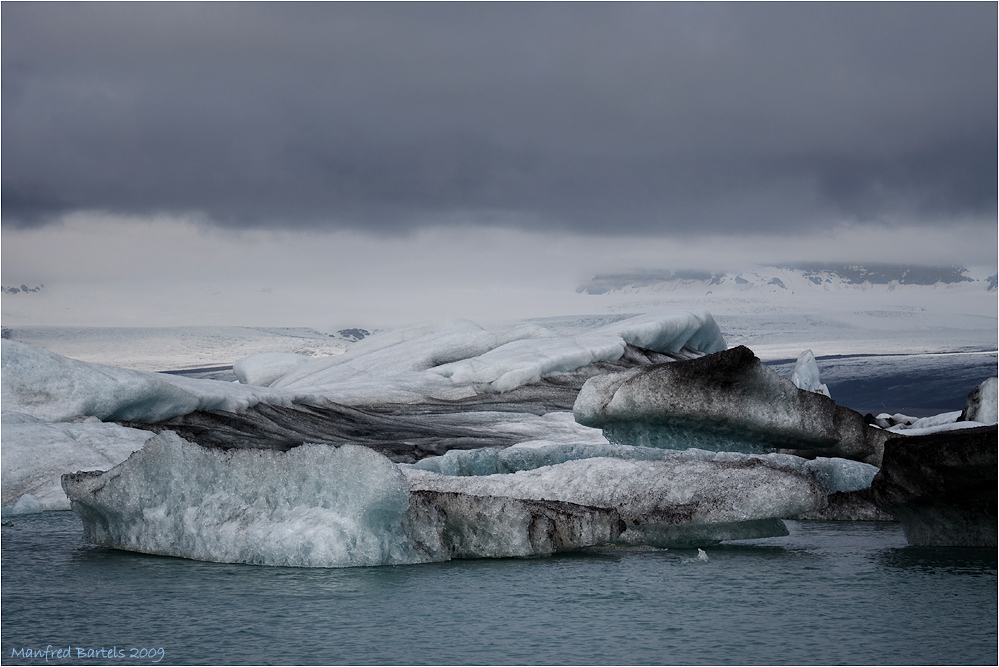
[120,402,527,463]
[119,344,685,463]
[405,490,626,559]
[871,425,997,547]
[789,488,895,522]
[574,345,891,464]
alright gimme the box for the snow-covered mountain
[1,283,44,295]
[574,263,997,361]
[577,264,996,295]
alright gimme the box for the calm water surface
[2,512,995,666]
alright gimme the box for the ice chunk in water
[404,456,827,547]
[791,350,830,397]
[962,377,998,425]
[62,434,623,566]
[1,494,44,517]
[63,434,421,567]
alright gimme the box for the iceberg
[266,311,725,404]
[404,455,828,547]
[63,434,424,567]
[872,425,997,547]
[62,433,623,566]
[1,414,153,510]
[409,441,878,495]
[64,433,825,564]
[3,311,725,514]
[573,346,890,464]
[2,340,306,423]
[791,349,830,397]
[1,493,44,517]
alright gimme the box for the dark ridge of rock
[405,490,626,559]
[575,345,889,464]
[790,263,973,286]
[871,425,997,547]
[789,488,896,521]
[336,328,370,341]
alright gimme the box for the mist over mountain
[577,264,996,295]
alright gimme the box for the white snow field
[1,326,349,372]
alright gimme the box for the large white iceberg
[62,433,623,566]
[64,434,421,567]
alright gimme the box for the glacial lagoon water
[2,512,995,666]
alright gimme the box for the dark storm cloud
[2,2,996,234]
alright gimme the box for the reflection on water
[878,545,998,576]
[3,512,996,666]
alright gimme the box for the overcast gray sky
[2,3,996,329]
[4,2,996,235]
